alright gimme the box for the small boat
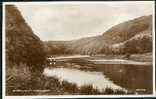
[47,56,56,66]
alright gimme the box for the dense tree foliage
[6,5,46,71]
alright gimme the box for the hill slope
[6,5,46,69]
[45,15,152,55]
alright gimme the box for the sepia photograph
[3,1,155,98]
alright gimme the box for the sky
[13,1,154,41]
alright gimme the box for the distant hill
[111,33,152,54]
[6,5,46,70]
[102,15,152,44]
[45,15,153,55]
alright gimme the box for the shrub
[103,87,115,94]
[79,85,100,95]
[61,80,78,93]
[114,89,126,94]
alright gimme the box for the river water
[43,56,152,94]
[43,67,126,92]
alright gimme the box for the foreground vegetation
[6,64,135,95]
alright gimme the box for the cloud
[15,1,154,41]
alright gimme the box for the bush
[114,89,126,94]
[61,80,78,93]
[103,87,115,94]
[79,85,100,95]
[6,63,31,86]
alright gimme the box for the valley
[5,5,153,95]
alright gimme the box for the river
[43,55,152,94]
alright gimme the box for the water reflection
[95,64,152,94]
[43,68,126,92]
[44,60,152,94]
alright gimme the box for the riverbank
[6,74,133,95]
[49,53,152,61]
[47,53,152,66]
